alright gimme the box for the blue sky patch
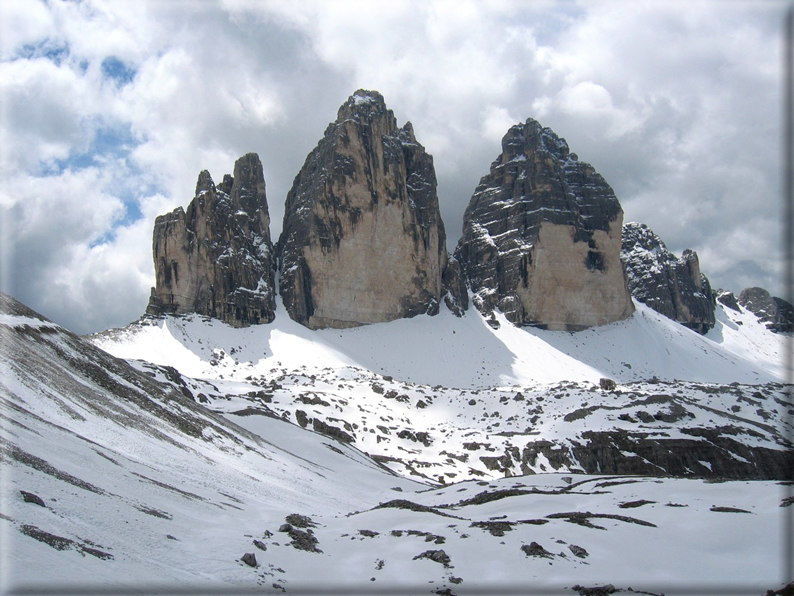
[43,123,138,173]
[16,39,70,65]
[101,56,136,87]
[41,122,161,247]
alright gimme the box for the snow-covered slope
[94,299,785,388]
[2,295,792,593]
[86,299,794,484]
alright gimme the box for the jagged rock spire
[146,153,276,327]
[277,89,465,329]
[621,222,716,334]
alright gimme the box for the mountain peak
[336,89,391,122]
[147,152,275,327]
[455,117,632,331]
[621,222,715,334]
[278,90,464,329]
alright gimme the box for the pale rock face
[277,90,464,329]
[147,153,276,327]
[455,119,634,331]
[620,222,715,334]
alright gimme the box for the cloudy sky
[0,0,787,334]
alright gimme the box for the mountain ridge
[140,89,792,339]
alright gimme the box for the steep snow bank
[94,301,784,387]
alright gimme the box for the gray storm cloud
[0,0,785,333]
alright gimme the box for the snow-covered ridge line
[89,294,792,483]
[0,314,54,328]
[93,299,785,388]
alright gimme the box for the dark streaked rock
[621,222,715,334]
[147,153,275,327]
[455,119,633,331]
[277,89,462,329]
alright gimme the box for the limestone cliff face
[146,153,276,326]
[277,90,464,329]
[620,222,715,334]
[454,119,634,330]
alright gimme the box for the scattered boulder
[621,222,715,334]
[455,118,634,331]
[278,89,465,329]
[599,378,617,391]
[413,549,451,567]
[312,418,354,443]
[20,490,46,507]
[569,544,589,558]
[521,541,554,558]
[278,516,322,552]
[241,552,258,567]
[284,514,316,528]
[147,153,276,327]
[253,539,267,551]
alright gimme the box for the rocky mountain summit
[717,288,793,334]
[141,91,776,338]
[146,153,276,327]
[454,118,634,330]
[277,89,465,329]
[737,287,794,333]
[620,222,715,334]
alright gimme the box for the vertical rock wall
[146,153,276,326]
[277,90,464,329]
[454,119,634,330]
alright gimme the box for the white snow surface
[3,298,792,593]
[94,300,786,387]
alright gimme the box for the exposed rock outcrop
[621,222,716,334]
[716,289,741,312]
[738,287,794,333]
[454,119,634,330]
[277,90,465,329]
[146,153,276,326]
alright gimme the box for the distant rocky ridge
[718,289,794,334]
[277,89,465,329]
[620,222,716,334]
[737,287,794,333]
[454,119,634,330]
[146,153,276,327]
